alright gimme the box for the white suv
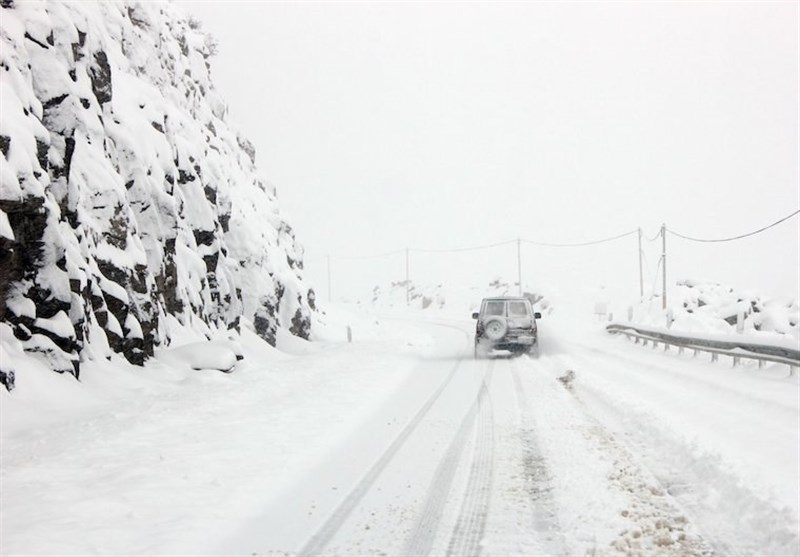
[472,297,541,358]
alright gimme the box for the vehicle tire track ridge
[446,367,495,557]
[404,361,496,557]
[298,356,467,556]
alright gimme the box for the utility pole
[661,224,667,310]
[638,228,644,299]
[405,248,410,306]
[517,238,522,296]
[327,255,332,303]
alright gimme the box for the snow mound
[158,340,241,373]
[634,279,799,343]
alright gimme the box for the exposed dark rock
[289,307,310,340]
[193,229,214,247]
[237,135,255,164]
[26,285,70,320]
[157,238,183,315]
[203,184,216,204]
[89,50,112,105]
[43,94,69,109]
[72,42,84,62]
[254,309,277,346]
[35,138,48,170]
[24,32,49,49]
[0,369,15,392]
[0,135,9,157]
[177,168,195,184]
[0,197,48,303]
[104,205,128,249]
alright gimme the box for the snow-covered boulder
[0,1,315,386]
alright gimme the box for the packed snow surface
[2,303,798,556]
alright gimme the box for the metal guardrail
[606,323,800,373]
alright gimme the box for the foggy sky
[183,1,799,304]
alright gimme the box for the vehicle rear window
[508,301,529,317]
[483,301,505,316]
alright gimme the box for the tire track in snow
[298,355,467,556]
[446,365,495,557]
[404,361,495,556]
[509,359,566,555]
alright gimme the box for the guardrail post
[732,356,739,367]
[693,348,698,358]
[664,342,669,352]
[711,353,718,363]
[652,341,658,350]
[678,346,684,355]
[758,359,764,370]
[643,339,648,347]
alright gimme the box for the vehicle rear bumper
[477,335,537,348]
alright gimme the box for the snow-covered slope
[0,1,315,388]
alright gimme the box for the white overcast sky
[182,1,799,303]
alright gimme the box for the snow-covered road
[2,308,798,556]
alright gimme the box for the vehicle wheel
[483,318,507,341]
[474,340,480,359]
[527,343,539,358]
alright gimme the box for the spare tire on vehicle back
[483,317,508,341]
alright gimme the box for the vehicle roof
[480,297,531,302]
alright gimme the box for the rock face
[0,1,314,383]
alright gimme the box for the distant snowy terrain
[369,277,551,315]
[0,1,315,390]
[368,277,798,348]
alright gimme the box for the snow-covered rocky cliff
[0,1,315,389]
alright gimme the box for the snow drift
[0,0,315,388]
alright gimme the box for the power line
[522,229,638,247]
[333,248,406,260]
[411,239,517,254]
[667,209,800,243]
[644,229,661,242]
